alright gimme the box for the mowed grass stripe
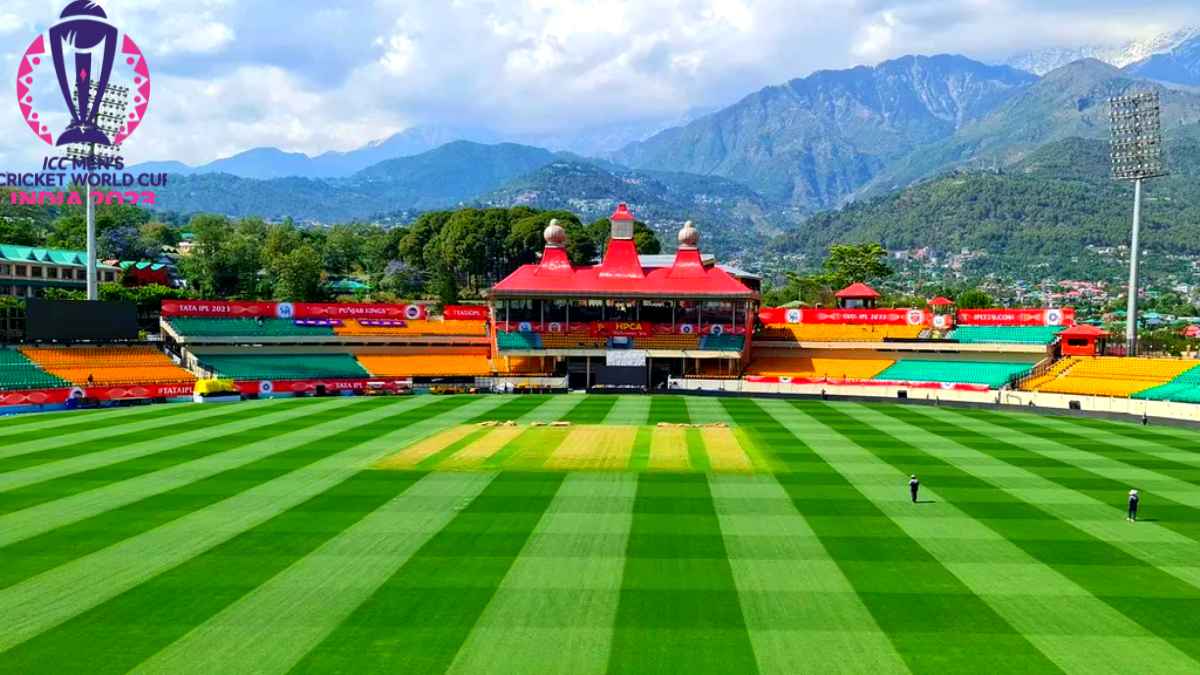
[376,426,479,469]
[803,401,1200,666]
[0,397,335,506]
[439,427,526,470]
[648,427,690,472]
[0,402,201,446]
[923,406,1200,547]
[686,429,711,472]
[0,395,506,651]
[493,427,571,470]
[895,405,1200,585]
[957,408,1200,487]
[518,394,585,423]
[466,395,552,424]
[627,427,653,473]
[130,473,497,675]
[0,470,431,675]
[1030,414,1200,468]
[648,396,690,424]
[701,428,753,474]
[792,402,1199,674]
[447,473,638,675]
[0,401,187,433]
[710,474,909,675]
[562,395,618,423]
[544,426,637,471]
[724,399,1059,673]
[1056,414,1200,454]
[604,396,650,425]
[0,397,432,559]
[0,399,293,468]
[684,396,735,425]
[290,472,566,674]
[607,473,759,674]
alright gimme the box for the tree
[177,215,267,298]
[433,265,459,307]
[955,289,995,309]
[822,243,893,289]
[270,244,325,301]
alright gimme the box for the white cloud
[0,0,1198,167]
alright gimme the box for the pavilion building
[490,204,759,389]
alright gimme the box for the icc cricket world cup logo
[16,1,151,149]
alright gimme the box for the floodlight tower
[1110,92,1168,356]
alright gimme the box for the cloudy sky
[2,0,1199,168]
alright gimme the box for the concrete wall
[670,378,1200,424]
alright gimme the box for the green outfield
[1,393,1199,674]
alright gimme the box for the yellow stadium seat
[1026,357,1198,398]
[759,324,924,343]
[745,355,894,380]
[334,320,487,337]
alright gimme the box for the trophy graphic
[49,1,118,147]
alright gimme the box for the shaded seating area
[873,360,1034,389]
[334,320,487,337]
[497,331,544,350]
[759,324,924,343]
[198,354,369,381]
[700,334,745,352]
[746,355,895,381]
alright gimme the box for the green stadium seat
[874,360,1035,389]
[497,331,543,350]
[0,349,70,391]
[168,318,336,338]
[197,354,370,380]
[1133,364,1200,403]
[949,326,1064,345]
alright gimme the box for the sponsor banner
[607,350,648,367]
[161,300,277,317]
[759,308,930,326]
[592,321,654,337]
[233,379,409,395]
[0,382,197,407]
[444,305,490,321]
[162,300,429,321]
[956,308,1076,327]
[931,313,956,331]
[743,376,990,392]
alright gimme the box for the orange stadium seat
[21,346,196,386]
[633,335,702,350]
[746,354,895,380]
[759,324,924,343]
[541,331,606,350]
[355,350,493,377]
[334,320,487,337]
[494,356,552,375]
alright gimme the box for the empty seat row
[745,356,895,381]
[21,346,195,386]
[949,326,1064,345]
[168,318,335,337]
[1030,357,1199,398]
[874,360,1034,389]
[759,324,924,343]
[198,354,369,381]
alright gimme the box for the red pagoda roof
[928,296,954,307]
[491,204,756,300]
[835,282,881,299]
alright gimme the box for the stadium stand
[0,349,69,390]
[497,331,543,350]
[197,353,369,381]
[1134,365,1200,403]
[357,351,493,377]
[632,335,702,351]
[759,324,924,343]
[540,331,606,350]
[1027,357,1199,398]
[167,318,335,338]
[874,359,1034,388]
[746,355,895,380]
[700,334,745,352]
[22,346,196,386]
[334,320,487,337]
[949,326,1064,345]
[494,356,553,375]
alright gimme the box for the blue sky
[2,0,1199,168]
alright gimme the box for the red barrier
[0,381,197,407]
[444,305,490,321]
[162,300,428,321]
[235,379,410,396]
[497,321,745,336]
[759,308,929,326]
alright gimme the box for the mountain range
[141,27,1200,273]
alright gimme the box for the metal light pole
[1110,92,1167,356]
[86,176,96,300]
